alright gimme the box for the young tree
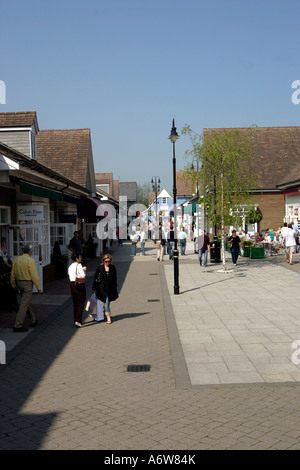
[182,125,259,271]
[137,182,152,207]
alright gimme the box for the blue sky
[1,0,299,192]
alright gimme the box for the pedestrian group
[3,221,299,332]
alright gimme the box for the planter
[250,246,264,259]
[53,259,68,279]
[86,234,98,258]
[242,246,251,257]
[0,282,18,312]
[86,244,97,258]
[52,241,68,278]
[225,241,231,252]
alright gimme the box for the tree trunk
[220,170,228,271]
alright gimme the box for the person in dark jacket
[227,229,241,266]
[196,230,210,267]
[167,224,175,260]
[68,231,82,255]
[92,254,118,324]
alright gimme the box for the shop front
[0,144,91,290]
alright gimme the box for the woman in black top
[227,230,241,266]
[92,254,118,324]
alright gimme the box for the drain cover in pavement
[147,299,160,302]
[127,364,151,372]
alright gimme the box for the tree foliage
[182,125,259,228]
[182,124,260,270]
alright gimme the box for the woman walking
[68,252,87,327]
[92,254,118,324]
[227,229,241,266]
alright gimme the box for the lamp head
[169,119,179,144]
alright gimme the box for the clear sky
[1,0,299,192]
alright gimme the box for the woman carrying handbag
[68,251,87,327]
[92,254,118,324]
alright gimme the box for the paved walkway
[165,258,300,385]
[0,241,300,450]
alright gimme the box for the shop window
[0,206,10,225]
[50,225,68,248]
[288,206,294,217]
[85,224,97,240]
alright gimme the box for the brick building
[203,126,300,232]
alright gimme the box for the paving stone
[0,242,300,450]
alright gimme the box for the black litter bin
[210,238,221,263]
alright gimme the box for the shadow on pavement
[0,243,133,450]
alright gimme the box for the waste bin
[210,238,221,263]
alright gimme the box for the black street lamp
[151,176,161,224]
[169,119,180,295]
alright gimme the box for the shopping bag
[86,293,104,322]
[95,298,104,321]
[85,293,96,315]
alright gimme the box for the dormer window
[0,111,39,159]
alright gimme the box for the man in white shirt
[282,223,296,265]
[178,227,187,255]
[281,223,288,243]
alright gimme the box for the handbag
[74,265,85,287]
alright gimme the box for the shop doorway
[9,224,49,293]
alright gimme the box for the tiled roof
[95,172,113,178]
[37,129,91,188]
[276,167,300,187]
[176,170,195,196]
[148,192,156,207]
[95,172,113,195]
[203,126,300,190]
[0,111,37,128]
[118,182,137,200]
[0,140,89,193]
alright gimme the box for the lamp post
[169,119,180,295]
[151,176,161,225]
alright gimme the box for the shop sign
[18,205,44,221]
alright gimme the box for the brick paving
[0,241,300,450]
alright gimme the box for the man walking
[68,231,82,255]
[10,244,41,332]
[178,227,187,255]
[282,223,296,265]
[196,230,210,267]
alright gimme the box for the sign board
[18,205,44,221]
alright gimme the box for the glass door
[9,224,47,292]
